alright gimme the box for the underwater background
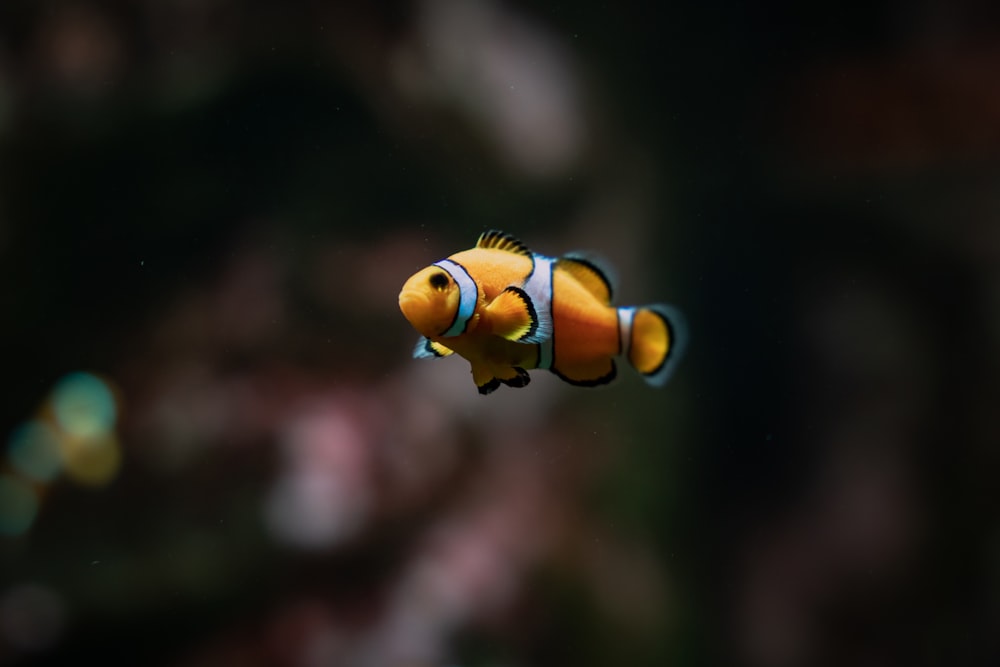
[1,1,998,665]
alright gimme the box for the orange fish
[398,230,686,394]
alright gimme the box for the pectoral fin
[484,286,552,343]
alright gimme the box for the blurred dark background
[1,1,998,666]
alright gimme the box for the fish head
[398,265,462,337]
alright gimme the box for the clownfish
[398,230,687,394]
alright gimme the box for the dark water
[1,2,997,666]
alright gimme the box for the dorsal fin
[556,252,616,305]
[476,230,533,256]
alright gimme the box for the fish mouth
[398,288,430,321]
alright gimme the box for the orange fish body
[545,268,620,385]
[398,230,685,394]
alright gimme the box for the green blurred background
[1,1,998,665]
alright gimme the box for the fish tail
[618,304,687,387]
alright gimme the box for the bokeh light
[0,475,39,537]
[7,420,62,483]
[264,406,372,549]
[0,371,123,541]
[50,372,117,440]
[58,432,122,487]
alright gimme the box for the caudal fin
[619,304,687,387]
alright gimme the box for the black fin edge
[636,304,688,387]
[413,337,437,359]
[641,310,671,377]
[501,285,538,341]
[551,360,618,387]
[477,377,502,395]
[476,230,532,256]
[500,367,531,388]
[558,253,616,303]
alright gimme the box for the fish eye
[428,271,449,290]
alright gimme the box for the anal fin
[552,358,618,387]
